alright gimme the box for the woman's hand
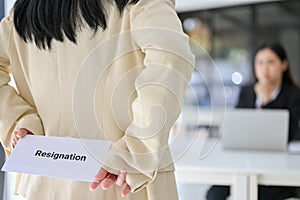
[254,82,277,105]
[90,168,131,197]
[12,128,33,148]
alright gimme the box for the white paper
[1,135,111,182]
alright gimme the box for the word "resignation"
[35,150,87,162]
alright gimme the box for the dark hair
[13,0,140,49]
[252,43,296,86]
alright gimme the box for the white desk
[173,136,300,200]
[246,151,300,200]
[173,136,249,200]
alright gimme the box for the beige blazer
[0,0,194,199]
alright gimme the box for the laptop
[221,109,289,151]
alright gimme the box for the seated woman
[206,43,300,200]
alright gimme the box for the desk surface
[173,136,300,176]
[172,134,300,200]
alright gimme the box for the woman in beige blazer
[0,0,194,199]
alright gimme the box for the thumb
[16,128,30,138]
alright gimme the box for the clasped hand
[13,129,131,197]
[90,168,131,197]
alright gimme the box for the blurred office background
[176,0,300,199]
[178,0,300,108]
[1,0,300,199]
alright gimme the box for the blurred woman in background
[206,43,300,200]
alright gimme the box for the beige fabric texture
[0,0,194,199]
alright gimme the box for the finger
[13,137,17,144]
[89,181,101,191]
[12,131,19,147]
[20,128,33,135]
[14,131,20,139]
[94,168,109,181]
[116,169,126,186]
[101,174,117,190]
[12,138,17,148]
[17,129,30,138]
[121,184,131,197]
[90,168,109,191]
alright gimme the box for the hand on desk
[90,168,131,197]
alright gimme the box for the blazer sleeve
[102,0,194,193]
[0,15,44,155]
